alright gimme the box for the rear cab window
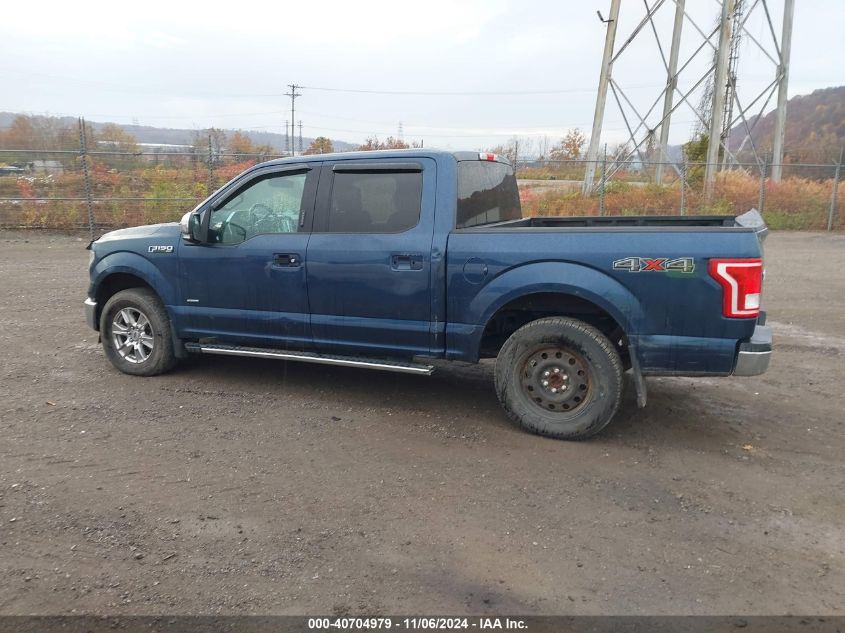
[457,160,522,228]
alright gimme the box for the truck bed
[473,214,738,229]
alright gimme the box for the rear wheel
[100,288,177,376]
[495,317,623,440]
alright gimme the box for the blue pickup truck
[85,149,771,439]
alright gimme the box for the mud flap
[170,321,188,359]
[628,344,648,408]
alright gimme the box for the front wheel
[100,288,177,376]
[495,317,623,440]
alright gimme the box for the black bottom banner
[0,616,842,633]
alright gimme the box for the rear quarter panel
[446,226,763,374]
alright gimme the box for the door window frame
[199,162,322,244]
[312,161,425,234]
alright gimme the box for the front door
[306,158,436,356]
[175,164,319,348]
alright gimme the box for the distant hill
[0,112,358,153]
[726,85,845,163]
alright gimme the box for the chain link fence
[1,143,842,234]
[0,139,286,237]
[516,157,843,231]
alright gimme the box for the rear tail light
[479,152,498,161]
[709,258,763,318]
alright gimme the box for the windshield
[457,161,522,228]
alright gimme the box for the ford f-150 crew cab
[85,149,772,439]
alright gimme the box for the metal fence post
[828,151,842,231]
[78,118,95,239]
[599,145,607,217]
[758,154,768,215]
[680,159,687,216]
[207,134,214,196]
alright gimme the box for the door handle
[391,253,424,271]
[272,253,302,267]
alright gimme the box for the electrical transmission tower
[582,0,795,198]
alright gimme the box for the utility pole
[770,0,794,182]
[582,0,620,195]
[284,84,302,156]
[704,0,736,199]
[298,120,303,154]
[78,118,95,240]
[827,149,843,231]
[655,0,685,185]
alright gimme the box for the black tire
[100,288,177,377]
[495,317,623,440]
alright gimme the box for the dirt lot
[0,230,843,615]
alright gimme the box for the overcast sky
[1,0,842,150]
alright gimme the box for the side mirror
[180,211,204,243]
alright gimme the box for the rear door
[306,158,437,356]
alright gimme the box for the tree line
[0,115,615,164]
[0,114,426,161]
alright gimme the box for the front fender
[450,261,646,361]
[90,250,179,307]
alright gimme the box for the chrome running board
[184,343,434,376]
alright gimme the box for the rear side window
[327,171,422,233]
[457,161,522,228]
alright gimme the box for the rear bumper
[84,297,98,331]
[733,323,772,376]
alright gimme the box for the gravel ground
[0,230,843,615]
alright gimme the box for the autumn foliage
[357,136,422,151]
[304,136,334,155]
[519,170,842,230]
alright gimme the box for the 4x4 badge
[613,256,695,273]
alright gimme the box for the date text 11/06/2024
[307,617,528,630]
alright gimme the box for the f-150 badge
[148,245,174,253]
[613,257,695,273]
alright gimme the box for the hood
[91,223,182,260]
[95,222,180,244]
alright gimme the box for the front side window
[326,171,422,233]
[457,161,522,228]
[210,171,307,245]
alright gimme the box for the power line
[0,68,285,99]
[0,69,655,99]
[4,64,842,101]
[0,107,287,121]
[302,85,608,96]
